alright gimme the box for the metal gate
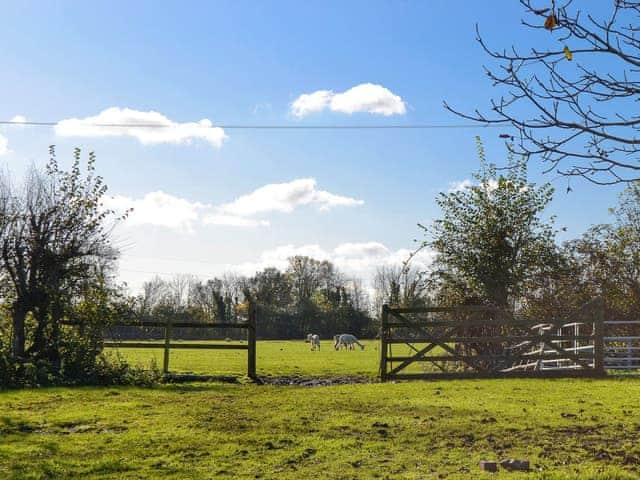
[604,321,640,370]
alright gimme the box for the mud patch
[258,376,372,386]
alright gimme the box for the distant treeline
[126,256,382,340]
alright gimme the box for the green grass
[110,339,445,378]
[110,339,386,377]
[2,342,640,479]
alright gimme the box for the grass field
[2,342,640,479]
[109,339,381,377]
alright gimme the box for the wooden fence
[65,302,257,378]
[379,301,606,381]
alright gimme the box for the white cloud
[0,116,24,154]
[448,179,474,192]
[55,107,227,148]
[107,179,362,231]
[218,178,364,217]
[252,103,272,115]
[234,242,435,279]
[203,215,270,228]
[448,178,499,193]
[0,134,9,155]
[290,90,334,117]
[104,191,208,231]
[291,83,406,117]
[10,115,27,125]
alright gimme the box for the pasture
[2,377,640,479]
[108,339,381,378]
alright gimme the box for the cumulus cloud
[55,107,227,148]
[0,116,24,154]
[106,179,362,231]
[203,215,270,228]
[104,191,208,231]
[10,115,27,125]
[217,178,364,217]
[448,178,500,193]
[234,242,436,279]
[448,179,474,192]
[0,134,9,155]
[291,83,406,117]
[290,90,334,117]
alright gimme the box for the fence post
[163,317,172,375]
[247,301,257,379]
[379,304,389,382]
[593,298,605,376]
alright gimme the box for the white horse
[306,333,321,351]
[333,334,351,350]
[334,334,365,351]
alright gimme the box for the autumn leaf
[563,45,573,61]
[544,13,557,30]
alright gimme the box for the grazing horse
[306,333,321,351]
[334,334,365,351]
[333,334,352,350]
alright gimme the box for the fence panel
[379,301,606,381]
[63,303,258,379]
[604,321,640,371]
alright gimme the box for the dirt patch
[258,376,372,386]
[163,374,241,384]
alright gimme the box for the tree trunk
[30,300,49,359]
[12,302,28,358]
[49,301,63,369]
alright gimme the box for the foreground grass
[1,378,640,479]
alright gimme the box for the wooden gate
[379,301,605,381]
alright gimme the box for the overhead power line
[0,120,507,130]
[120,268,220,279]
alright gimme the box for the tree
[0,148,122,362]
[373,264,428,313]
[447,1,640,184]
[522,181,640,322]
[575,182,640,318]
[424,139,558,309]
[250,267,291,310]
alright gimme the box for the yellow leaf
[563,45,573,61]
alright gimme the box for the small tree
[424,139,558,310]
[0,147,122,365]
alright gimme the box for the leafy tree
[0,148,122,363]
[424,139,558,310]
[521,182,640,326]
[447,1,640,184]
[250,267,291,310]
[574,183,640,318]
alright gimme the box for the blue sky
[0,1,626,292]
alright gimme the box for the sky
[0,1,627,293]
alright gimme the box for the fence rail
[62,302,257,378]
[604,321,640,371]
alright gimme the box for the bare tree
[373,264,428,313]
[447,1,640,184]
